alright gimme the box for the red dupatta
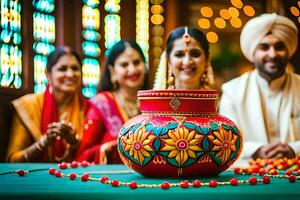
[40,85,65,161]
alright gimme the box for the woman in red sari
[76,40,147,164]
[6,47,93,162]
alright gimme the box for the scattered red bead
[180,180,189,188]
[81,173,90,182]
[285,169,293,176]
[289,175,296,183]
[69,173,77,180]
[111,180,119,187]
[58,162,68,169]
[269,169,279,175]
[54,170,62,178]
[81,161,89,167]
[262,175,270,184]
[129,181,138,189]
[161,182,170,190]
[70,161,78,168]
[233,168,241,174]
[209,180,218,188]
[230,178,238,186]
[48,168,55,175]
[258,168,266,176]
[192,180,201,188]
[17,169,25,176]
[249,177,257,185]
[100,176,109,183]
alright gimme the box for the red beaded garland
[289,175,296,183]
[209,180,218,188]
[69,173,77,180]
[248,177,257,185]
[81,173,89,182]
[192,180,201,188]
[49,168,56,175]
[100,176,109,183]
[44,157,300,190]
[262,175,270,184]
[54,170,62,178]
[111,180,119,187]
[230,178,238,186]
[129,181,138,189]
[161,182,170,190]
[180,180,189,188]
[17,169,25,176]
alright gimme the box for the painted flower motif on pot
[208,128,238,165]
[123,125,156,165]
[161,125,203,166]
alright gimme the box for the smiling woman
[76,40,148,164]
[6,47,94,163]
[153,26,214,90]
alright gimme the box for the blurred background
[0,0,300,160]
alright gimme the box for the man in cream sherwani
[219,13,300,159]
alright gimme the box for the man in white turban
[219,13,300,159]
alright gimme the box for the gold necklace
[114,91,140,118]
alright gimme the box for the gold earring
[111,76,118,90]
[200,70,209,89]
[167,67,175,90]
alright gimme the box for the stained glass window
[104,0,121,54]
[0,0,22,89]
[32,0,55,93]
[136,0,149,65]
[82,0,101,98]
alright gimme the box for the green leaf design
[167,157,180,167]
[120,126,130,136]
[210,152,222,166]
[202,137,210,151]
[236,138,240,150]
[153,137,161,152]
[159,151,169,157]
[195,151,205,158]
[141,152,155,167]
[167,122,178,130]
[210,122,219,131]
[145,124,153,131]
[130,123,142,132]
[222,124,231,131]
[153,127,163,136]
[183,122,196,129]
[182,158,196,167]
[231,126,239,134]
[196,126,210,135]
[228,151,236,161]
[161,126,169,135]
[124,151,140,166]
[118,138,124,153]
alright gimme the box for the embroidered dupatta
[76,92,127,164]
[7,85,87,162]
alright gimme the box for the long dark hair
[46,46,82,72]
[97,40,147,92]
[166,27,209,59]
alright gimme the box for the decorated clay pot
[118,90,243,177]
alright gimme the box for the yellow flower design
[161,126,203,166]
[208,128,238,164]
[124,126,155,165]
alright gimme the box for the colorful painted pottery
[118,90,243,177]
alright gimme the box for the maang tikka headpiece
[183,26,191,52]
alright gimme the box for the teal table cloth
[0,163,299,200]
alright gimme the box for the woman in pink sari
[76,40,147,164]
